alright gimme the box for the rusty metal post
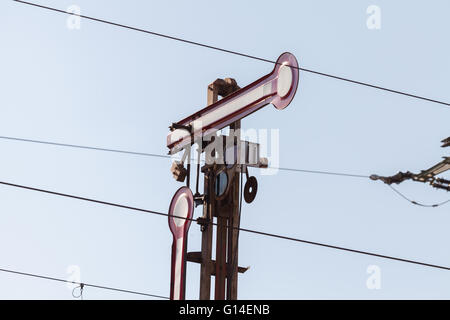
[211,79,240,300]
[199,78,240,300]
[226,120,241,300]
[199,165,214,300]
[214,208,228,299]
[198,82,220,300]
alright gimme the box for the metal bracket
[196,217,210,232]
[169,122,192,133]
[186,251,249,274]
[193,192,205,207]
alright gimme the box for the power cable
[1,180,450,271]
[388,185,450,208]
[274,166,369,179]
[0,135,369,179]
[13,0,450,108]
[0,267,169,299]
[3,135,448,206]
[0,180,174,219]
[0,135,170,159]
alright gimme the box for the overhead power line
[0,267,169,299]
[1,180,450,271]
[274,166,369,179]
[0,135,170,159]
[388,185,450,208]
[3,134,448,205]
[13,0,450,108]
[0,180,171,219]
[0,135,369,179]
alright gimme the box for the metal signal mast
[167,53,299,300]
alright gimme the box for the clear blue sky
[1,0,449,299]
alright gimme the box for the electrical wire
[1,180,450,271]
[0,267,169,299]
[13,0,450,108]
[0,135,170,159]
[3,135,448,207]
[0,180,185,219]
[275,166,369,179]
[388,185,450,208]
[0,135,369,179]
[236,226,450,271]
